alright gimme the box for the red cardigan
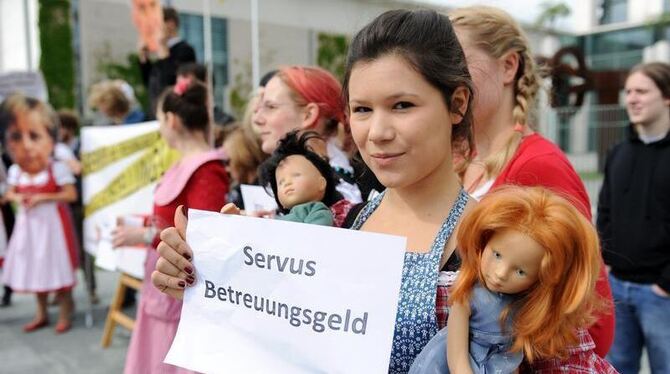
[491,133,615,358]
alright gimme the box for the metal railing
[538,104,631,212]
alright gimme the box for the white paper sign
[240,184,278,214]
[165,210,406,374]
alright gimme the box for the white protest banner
[165,210,406,373]
[81,122,180,276]
[0,71,48,101]
[240,184,278,214]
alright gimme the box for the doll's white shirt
[7,161,75,187]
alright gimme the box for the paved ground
[0,269,651,374]
[0,270,132,374]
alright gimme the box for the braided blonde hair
[450,6,541,180]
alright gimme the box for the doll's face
[480,230,544,295]
[5,111,54,175]
[275,155,326,210]
[131,0,163,52]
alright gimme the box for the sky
[422,0,578,31]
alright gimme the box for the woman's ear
[166,112,177,130]
[501,51,521,85]
[449,86,470,125]
[300,103,321,130]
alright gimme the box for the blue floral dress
[350,189,469,373]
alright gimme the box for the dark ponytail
[158,80,209,132]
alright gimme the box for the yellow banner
[81,131,161,175]
[84,137,180,217]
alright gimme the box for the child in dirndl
[0,94,79,333]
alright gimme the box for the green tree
[94,43,149,112]
[317,33,348,81]
[38,0,75,109]
[535,1,571,29]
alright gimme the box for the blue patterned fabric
[350,189,469,373]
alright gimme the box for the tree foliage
[317,33,348,81]
[38,0,75,109]
[535,1,571,29]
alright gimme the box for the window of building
[179,13,229,108]
[598,0,628,25]
[584,27,650,70]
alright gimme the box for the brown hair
[163,7,179,27]
[450,6,542,179]
[629,62,670,100]
[88,81,130,121]
[0,94,59,144]
[342,9,475,159]
[223,126,267,185]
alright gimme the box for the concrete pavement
[0,271,130,374]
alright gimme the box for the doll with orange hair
[409,186,617,374]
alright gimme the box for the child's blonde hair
[449,6,542,179]
[451,186,605,362]
[1,94,60,143]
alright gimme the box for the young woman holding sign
[152,9,476,372]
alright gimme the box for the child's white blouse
[7,161,75,187]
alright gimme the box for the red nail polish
[186,276,195,285]
[178,281,186,288]
[184,253,192,261]
[184,266,193,274]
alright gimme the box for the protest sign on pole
[0,71,48,101]
[166,210,406,373]
[81,122,180,278]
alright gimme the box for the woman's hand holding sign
[152,203,241,299]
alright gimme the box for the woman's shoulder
[517,133,568,159]
[506,134,577,176]
[155,151,227,206]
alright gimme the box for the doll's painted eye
[492,250,501,259]
[515,269,526,277]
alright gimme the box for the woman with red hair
[410,186,617,373]
[254,66,362,204]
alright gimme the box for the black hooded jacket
[597,125,670,293]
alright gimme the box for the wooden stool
[100,272,143,348]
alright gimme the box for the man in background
[597,62,670,373]
[138,6,195,118]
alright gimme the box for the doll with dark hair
[257,131,339,226]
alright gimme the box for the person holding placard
[152,9,478,373]
[113,78,228,374]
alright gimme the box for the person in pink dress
[113,77,229,374]
[0,94,79,333]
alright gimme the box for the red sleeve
[497,154,615,357]
[184,161,229,212]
